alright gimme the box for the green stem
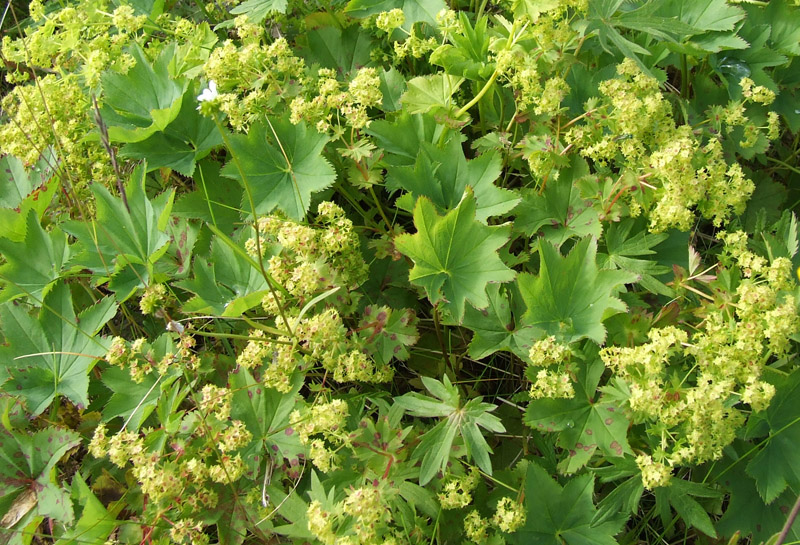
[455,68,500,119]
[213,115,294,338]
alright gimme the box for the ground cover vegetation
[1,0,800,542]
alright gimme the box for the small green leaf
[177,229,271,316]
[400,74,464,116]
[459,284,541,361]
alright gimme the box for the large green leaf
[63,165,174,300]
[394,189,516,322]
[510,463,622,545]
[388,138,519,223]
[0,283,117,415]
[173,158,243,235]
[717,462,800,542]
[230,367,304,470]
[221,117,335,221]
[101,43,187,143]
[400,74,463,116]
[300,25,373,78]
[518,237,635,344]
[120,83,222,176]
[0,149,58,210]
[525,357,631,473]
[0,152,60,244]
[0,210,70,304]
[746,369,800,503]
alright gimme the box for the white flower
[196,80,218,108]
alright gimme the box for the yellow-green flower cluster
[527,336,574,399]
[568,60,755,231]
[203,37,306,130]
[290,67,382,131]
[139,283,168,315]
[439,467,480,509]
[601,240,798,481]
[376,9,405,33]
[492,497,526,533]
[255,203,368,314]
[306,484,392,545]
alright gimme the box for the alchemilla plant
[2,0,800,543]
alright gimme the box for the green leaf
[510,463,623,545]
[0,283,117,415]
[0,210,70,304]
[744,0,800,56]
[229,0,287,23]
[396,376,505,484]
[394,189,516,322]
[230,367,304,463]
[357,306,419,366]
[526,357,631,473]
[514,157,601,246]
[459,283,541,361]
[120,83,222,176]
[430,13,495,80]
[0,149,58,209]
[388,138,520,223]
[664,488,717,538]
[300,25,373,78]
[177,230,271,316]
[101,366,173,430]
[379,68,407,112]
[344,0,445,31]
[598,220,672,296]
[54,473,121,545]
[101,43,187,143]
[746,369,800,503]
[0,427,81,529]
[400,74,464,116]
[513,0,560,21]
[717,462,800,542]
[0,153,60,244]
[518,237,635,344]
[658,0,745,33]
[367,112,451,167]
[173,158,243,235]
[63,166,174,300]
[221,117,335,221]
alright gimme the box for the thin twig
[775,492,800,545]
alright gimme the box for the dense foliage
[1,0,800,543]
